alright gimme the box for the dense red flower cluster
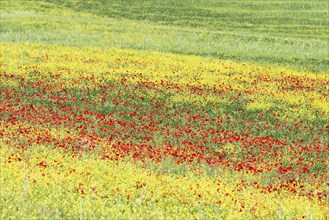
[1,72,328,189]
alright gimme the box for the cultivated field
[1,1,328,219]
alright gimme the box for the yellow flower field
[1,42,328,219]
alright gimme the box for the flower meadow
[1,41,328,219]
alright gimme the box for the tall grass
[1,1,328,219]
[1,0,328,72]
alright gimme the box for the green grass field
[1,0,328,71]
[1,1,328,219]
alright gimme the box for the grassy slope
[0,41,328,219]
[1,0,328,72]
[1,1,329,219]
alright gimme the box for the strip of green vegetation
[1,0,328,72]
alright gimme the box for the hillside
[1,1,328,219]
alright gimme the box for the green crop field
[1,1,328,219]
[1,0,328,71]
